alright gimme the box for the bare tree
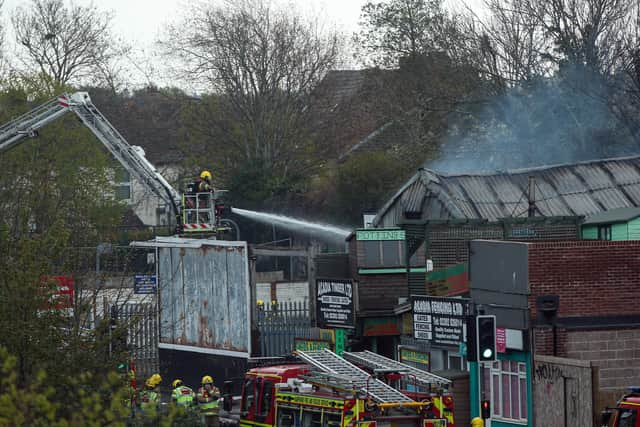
[12,0,128,91]
[161,0,342,193]
[517,0,638,75]
[456,0,550,91]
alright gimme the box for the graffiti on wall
[534,362,564,384]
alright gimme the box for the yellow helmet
[256,299,264,306]
[202,375,213,385]
[146,373,162,388]
[172,379,183,388]
[200,170,212,180]
[471,417,484,427]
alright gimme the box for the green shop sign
[294,338,332,352]
[400,348,430,367]
[356,229,405,241]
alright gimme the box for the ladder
[0,92,182,221]
[343,350,451,388]
[296,349,414,403]
[70,95,181,210]
[0,96,68,152]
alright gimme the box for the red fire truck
[602,387,640,427]
[231,349,455,427]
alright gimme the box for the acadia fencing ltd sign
[412,295,471,347]
[316,278,355,329]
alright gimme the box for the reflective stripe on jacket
[197,386,220,414]
[140,389,159,414]
[172,385,195,407]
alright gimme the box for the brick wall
[528,240,640,392]
[528,240,640,319]
[356,274,408,312]
[566,329,640,391]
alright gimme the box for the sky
[2,0,369,47]
[1,0,481,88]
[2,0,479,47]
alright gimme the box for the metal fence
[256,301,312,357]
[116,302,159,378]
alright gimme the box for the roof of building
[374,155,640,226]
[583,206,640,225]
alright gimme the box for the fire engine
[228,349,455,427]
[601,386,640,427]
[0,92,227,235]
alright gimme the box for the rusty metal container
[132,237,251,358]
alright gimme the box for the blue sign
[134,275,157,294]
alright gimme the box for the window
[598,224,612,240]
[482,360,528,422]
[259,380,273,417]
[115,168,131,200]
[617,410,637,427]
[360,240,405,268]
[241,378,256,414]
[448,353,463,371]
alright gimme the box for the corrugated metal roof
[583,207,640,225]
[374,155,640,224]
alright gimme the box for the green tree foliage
[329,151,408,225]
[0,81,139,423]
[0,87,125,246]
[0,344,151,426]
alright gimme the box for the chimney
[527,176,537,217]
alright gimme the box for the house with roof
[581,206,640,240]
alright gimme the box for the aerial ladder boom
[0,92,181,223]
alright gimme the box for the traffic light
[481,399,491,419]
[476,315,497,362]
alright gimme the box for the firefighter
[197,375,221,427]
[197,170,213,193]
[471,417,484,427]
[139,373,162,416]
[117,360,137,414]
[171,378,196,408]
[194,170,214,223]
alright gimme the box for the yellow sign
[277,392,344,409]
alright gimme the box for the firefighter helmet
[172,379,183,389]
[146,373,162,388]
[471,417,484,427]
[200,170,212,181]
[202,375,214,385]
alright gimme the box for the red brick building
[528,240,640,392]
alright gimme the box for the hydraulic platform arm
[0,92,182,220]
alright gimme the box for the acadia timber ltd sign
[412,295,471,346]
[316,278,355,329]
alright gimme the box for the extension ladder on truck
[0,92,186,229]
[343,350,451,388]
[296,349,414,403]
